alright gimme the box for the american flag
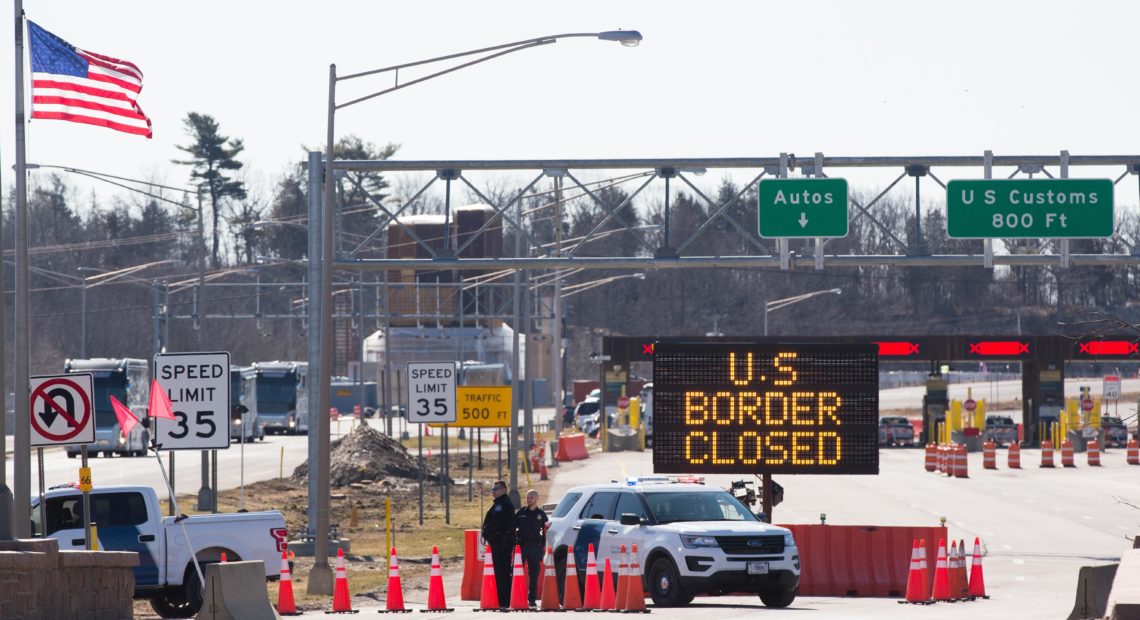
[27,21,152,138]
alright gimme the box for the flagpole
[12,0,32,539]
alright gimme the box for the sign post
[30,373,95,549]
[946,179,1114,238]
[407,362,457,528]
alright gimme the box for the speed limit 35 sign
[153,352,231,450]
[407,362,456,424]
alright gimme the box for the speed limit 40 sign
[153,352,231,450]
[407,362,456,424]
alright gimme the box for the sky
[2,0,1139,213]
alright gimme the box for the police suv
[546,477,799,608]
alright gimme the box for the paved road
[284,433,1137,620]
[541,446,1136,619]
[3,410,559,496]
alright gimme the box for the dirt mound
[292,423,448,487]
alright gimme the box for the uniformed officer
[481,480,515,607]
[514,489,549,607]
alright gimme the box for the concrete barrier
[779,524,946,597]
[1106,549,1140,620]
[555,433,590,461]
[461,529,483,601]
[1066,563,1118,620]
[196,560,281,620]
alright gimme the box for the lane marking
[1013,559,1025,565]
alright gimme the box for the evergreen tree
[173,112,247,267]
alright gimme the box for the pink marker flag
[110,395,139,436]
[149,379,176,420]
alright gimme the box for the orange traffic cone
[931,539,951,601]
[331,548,355,613]
[898,540,932,604]
[509,546,530,610]
[968,537,989,599]
[382,547,410,613]
[948,541,961,600]
[493,431,499,445]
[918,539,928,597]
[599,557,616,610]
[476,545,499,611]
[425,546,453,612]
[540,546,561,611]
[276,551,300,615]
[614,545,629,611]
[582,544,601,610]
[624,544,648,613]
[562,546,582,610]
[958,541,970,599]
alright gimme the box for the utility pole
[551,176,564,436]
[195,187,213,512]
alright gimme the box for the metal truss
[327,153,1140,272]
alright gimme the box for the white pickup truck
[32,484,287,618]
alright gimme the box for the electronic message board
[652,341,879,475]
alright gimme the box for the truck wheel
[149,592,194,618]
[759,587,796,608]
[182,567,205,616]
[648,557,690,607]
[67,451,77,459]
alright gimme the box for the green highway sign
[758,178,849,238]
[946,179,1114,239]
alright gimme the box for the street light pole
[310,29,642,594]
[763,288,843,336]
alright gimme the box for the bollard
[1062,439,1076,468]
[1040,440,1055,468]
[1008,442,1021,469]
[982,441,997,470]
[1088,440,1101,466]
[925,445,938,472]
[954,445,969,478]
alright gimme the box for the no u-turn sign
[30,373,95,447]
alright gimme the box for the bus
[230,366,263,441]
[251,361,309,434]
[63,358,149,457]
[460,361,511,387]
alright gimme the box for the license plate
[747,561,769,575]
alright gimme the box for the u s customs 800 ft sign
[652,341,879,475]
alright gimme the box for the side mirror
[619,513,641,526]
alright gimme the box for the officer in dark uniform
[514,489,549,607]
[481,480,515,607]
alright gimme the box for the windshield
[91,371,128,429]
[644,491,758,524]
[576,401,600,417]
[988,417,1015,426]
[257,375,297,414]
[881,417,908,425]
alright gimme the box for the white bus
[63,357,149,457]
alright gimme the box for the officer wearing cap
[481,480,515,607]
[514,489,549,607]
